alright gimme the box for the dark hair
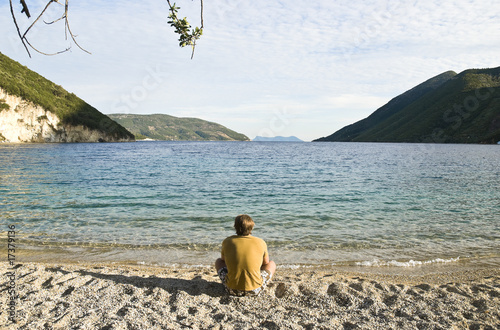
[234,214,255,236]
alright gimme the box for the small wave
[278,264,315,270]
[355,257,460,267]
[125,261,213,269]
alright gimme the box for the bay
[1,141,499,268]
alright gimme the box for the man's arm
[262,255,270,266]
[215,254,226,272]
[215,241,226,272]
[261,252,276,277]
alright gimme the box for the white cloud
[1,0,499,141]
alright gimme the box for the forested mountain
[108,114,250,141]
[315,67,500,144]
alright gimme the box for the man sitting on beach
[215,214,276,296]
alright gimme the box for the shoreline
[4,243,499,276]
[2,261,499,329]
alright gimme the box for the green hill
[315,67,500,144]
[108,113,250,141]
[0,52,134,142]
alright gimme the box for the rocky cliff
[0,88,132,143]
[0,52,135,143]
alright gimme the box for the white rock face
[0,88,131,143]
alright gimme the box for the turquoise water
[1,141,499,267]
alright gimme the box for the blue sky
[1,0,499,141]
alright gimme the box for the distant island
[315,67,500,144]
[253,136,304,142]
[108,114,249,141]
[0,52,134,143]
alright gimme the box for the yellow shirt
[221,235,269,291]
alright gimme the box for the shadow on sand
[45,266,226,298]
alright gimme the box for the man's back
[222,235,268,291]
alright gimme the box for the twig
[191,0,203,59]
[20,0,31,18]
[64,0,91,54]
[23,0,57,39]
[200,0,204,29]
[24,38,70,56]
[9,0,31,57]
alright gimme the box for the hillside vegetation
[0,52,134,141]
[108,114,249,141]
[315,67,500,144]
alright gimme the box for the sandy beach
[1,262,499,329]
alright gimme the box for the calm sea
[1,141,499,269]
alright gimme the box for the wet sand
[1,262,499,329]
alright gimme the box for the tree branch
[11,0,90,57]
[10,0,202,58]
[166,0,204,59]
[9,0,31,57]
